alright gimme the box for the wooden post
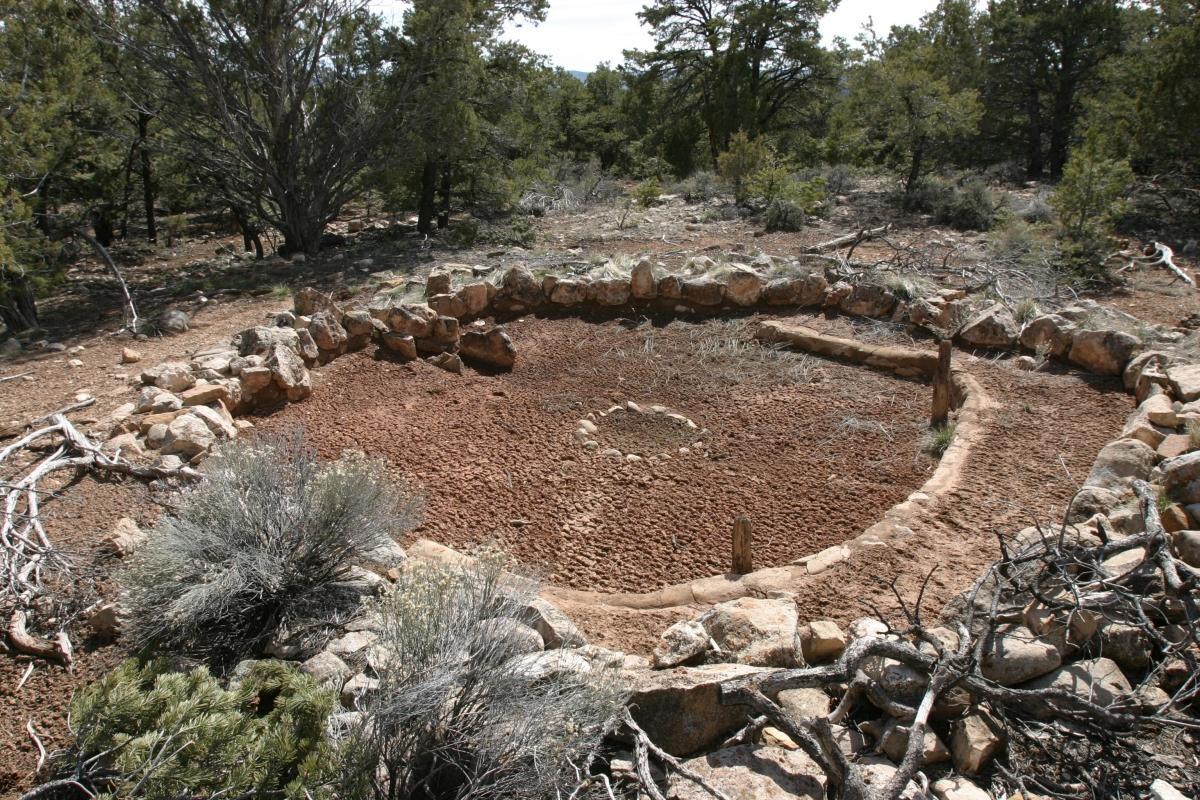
[732,516,753,574]
[931,339,952,427]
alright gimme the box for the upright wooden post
[931,339,952,427]
[732,516,753,575]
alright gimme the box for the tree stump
[732,516,753,574]
[931,339,952,427]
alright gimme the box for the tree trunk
[92,210,115,248]
[1025,83,1044,179]
[437,163,451,230]
[417,160,437,235]
[138,112,157,243]
[1047,75,1076,178]
[905,140,925,197]
[0,274,38,333]
[231,206,263,259]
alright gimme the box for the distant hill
[568,70,589,82]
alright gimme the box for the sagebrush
[122,433,422,662]
[339,559,626,800]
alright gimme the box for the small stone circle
[573,400,709,462]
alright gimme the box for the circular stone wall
[257,315,936,592]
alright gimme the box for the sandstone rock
[628,663,765,756]
[703,597,799,667]
[160,413,216,457]
[495,264,542,311]
[507,649,594,680]
[1022,657,1132,717]
[87,602,124,639]
[1158,434,1192,459]
[1124,350,1171,392]
[158,308,190,335]
[120,347,142,364]
[301,651,351,690]
[855,756,923,799]
[102,517,146,557]
[1167,363,1200,402]
[653,619,711,668]
[180,382,235,408]
[456,281,493,315]
[1069,329,1140,375]
[381,332,417,360]
[549,279,589,305]
[308,311,348,356]
[1096,621,1150,672]
[340,673,380,709]
[146,423,169,449]
[523,598,585,648]
[266,343,312,401]
[145,362,196,393]
[879,719,951,765]
[589,277,631,306]
[374,303,438,338]
[667,745,825,800]
[681,277,725,307]
[840,283,896,319]
[631,258,657,299]
[235,325,302,357]
[980,625,1062,685]
[460,327,516,370]
[425,270,452,297]
[1162,450,1200,488]
[341,309,375,349]
[239,366,273,394]
[724,268,764,306]
[1085,438,1158,493]
[1149,780,1190,800]
[137,386,182,413]
[951,710,1004,773]
[796,619,846,663]
[1172,529,1200,568]
[189,404,237,441]
[427,293,468,319]
[1019,314,1074,357]
[1121,409,1171,449]
[362,539,407,567]
[1141,393,1180,428]
[958,303,1019,348]
[762,273,827,307]
[294,287,340,316]
[658,274,683,300]
[426,352,462,374]
[932,776,992,800]
[776,687,830,719]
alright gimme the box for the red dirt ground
[256,315,934,594]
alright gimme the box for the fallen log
[805,225,890,254]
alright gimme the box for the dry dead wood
[805,225,891,254]
[1116,241,1196,287]
[608,477,1200,800]
[2,413,200,663]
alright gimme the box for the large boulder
[1021,657,1132,718]
[950,710,1004,774]
[266,343,312,402]
[143,362,196,393]
[762,273,827,307]
[667,745,825,800]
[958,304,1019,349]
[522,598,584,648]
[341,309,376,350]
[494,264,542,311]
[1068,329,1140,375]
[724,268,764,307]
[373,303,437,338]
[652,619,711,669]
[158,308,190,335]
[1019,314,1075,357]
[235,325,302,358]
[703,597,800,668]
[549,279,589,305]
[1167,363,1200,402]
[631,259,657,300]
[425,270,452,297]
[839,283,896,318]
[381,333,417,360]
[308,311,348,358]
[456,282,493,316]
[796,620,846,663]
[681,277,725,307]
[588,277,631,306]
[1084,439,1158,492]
[428,293,468,319]
[627,663,765,756]
[979,625,1062,685]
[459,326,517,370]
[294,287,340,316]
[160,413,217,458]
[1161,450,1200,488]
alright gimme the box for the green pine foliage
[65,658,337,799]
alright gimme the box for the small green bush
[764,198,806,231]
[632,178,662,208]
[122,434,421,662]
[340,560,626,800]
[937,179,1000,231]
[922,423,956,457]
[55,658,336,799]
[674,170,721,203]
[717,132,771,204]
[1052,137,1133,245]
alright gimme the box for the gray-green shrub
[339,559,626,800]
[122,433,422,662]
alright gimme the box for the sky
[370,0,940,73]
